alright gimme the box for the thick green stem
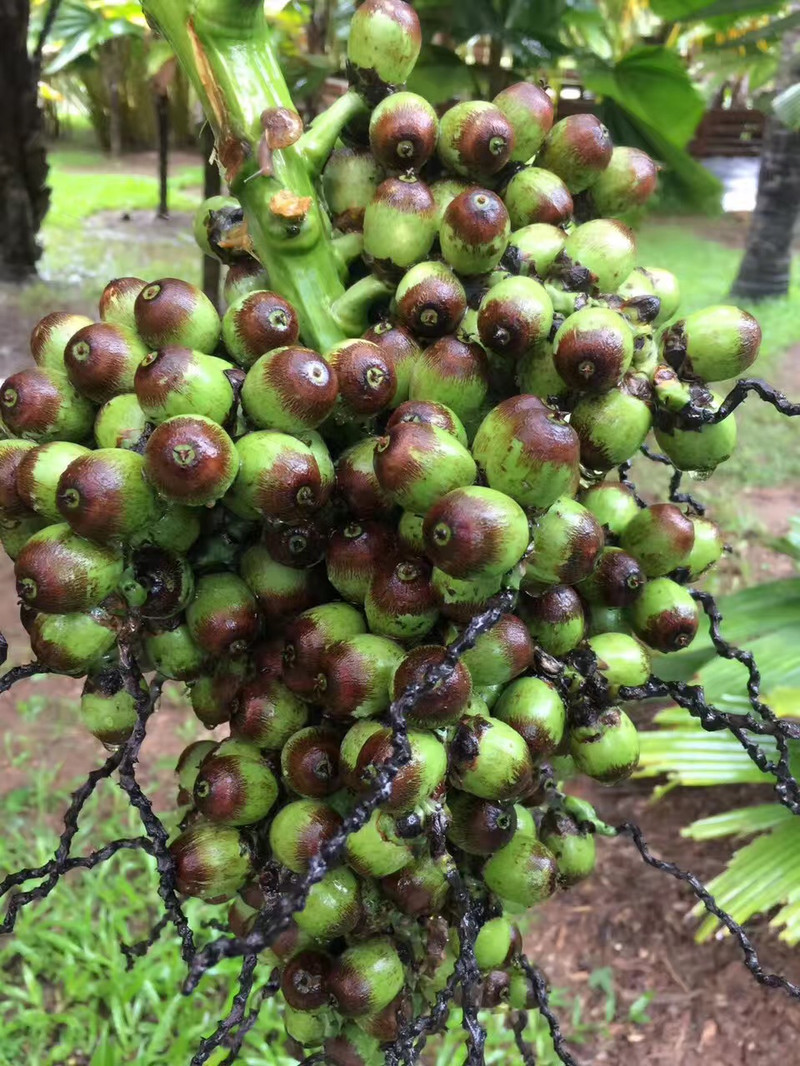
[332,231,365,276]
[331,275,394,337]
[298,90,367,176]
[141,0,350,352]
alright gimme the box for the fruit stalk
[140,0,351,351]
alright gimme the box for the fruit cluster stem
[141,0,353,352]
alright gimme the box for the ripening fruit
[0,513,46,560]
[94,394,151,451]
[423,486,529,579]
[282,726,342,797]
[223,258,270,305]
[589,146,658,215]
[322,148,384,232]
[578,482,640,540]
[525,497,603,585]
[387,398,468,444]
[363,176,438,276]
[666,304,761,382]
[315,633,404,718]
[120,545,194,619]
[449,613,533,687]
[473,400,580,510]
[438,101,514,180]
[474,915,521,970]
[562,219,637,294]
[493,82,554,162]
[619,266,681,326]
[282,601,366,699]
[230,675,308,748]
[571,374,653,470]
[326,339,396,417]
[518,584,585,656]
[553,307,634,392]
[188,661,247,729]
[653,395,737,475]
[391,644,472,728]
[242,345,338,431]
[134,347,235,426]
[341,720,446,811]
[394,261,466,338]
[628,576,699,653]
[447,791,517,855]
[381,853,452,917]
[0,439,36,517]
[374,422,476,513]
[144,415,238,507]
[335,438,395,519]
[477,276,554,358]
[193,749,278,826]
[186,573,259,656]
[620,502,695,577]
[686,516,725,579]
[493,677,566,761]
[132,503,201,554]
[502,167,573,229]
[537,114,612,193]
[15,441,89,522]
[134,278,220,353]
[362,323,421,405]
[505,223,566,277]
[0,368,95,443]
[408,335,490,424]
[30,310,94,373]
[175,739,218,803]
[440,189,510,276]
[281,949,332,1012]
[15,523,123,613]
[80,667,143,745]
[27,607,118,675]
[347,0,421,87]
[296,867,362,940]
[221,292,301,376]
[284,1003,339,1047]
[569,706,640,783]
[431,566,502,624]
[144,622,206,680]
[326,520,396,603]
[170,823,253,902]
[369,91,438,171]
[365,556,438,641]
[57,448,157,543]
[346,809,413,876]
[329,938,405,1018]
[269,799,343,872]
[577,545,645,607]
[226,430,333,522]
[63,322,148,405]
[483,832,558,906]
[539,809,596,887]
[450,715,534,802]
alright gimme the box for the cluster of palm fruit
[0,0,764,1059]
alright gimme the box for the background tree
[0,0,50,280]
[731,22,800,300]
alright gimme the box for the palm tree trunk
[201,124,221,309]
[0,0,50,280]
[731,26,800,300]
[156,89,170,219]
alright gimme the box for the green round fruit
[502,167,573,229]
[328,937,405,1017]
[134,347,234,426]
[423,486,529,580]
[539,809,597,887]
[450,715,535,802]
[586,631,651,694]
[144,622,206,680]
[134,278,221,353]
[30,310,94,373]
[572,375,652,470]
[315,633,404,719]
[222,290,300,370]
[269,799,342,873]
[589,146,658,215]
[194,750,278,826]
[346,810,413,877]
[483,833,558,906]
[518,584,585,656]
[15,523,123,613]
[505,223,566,277]
[373,421,476,513]
[553,307,634,393]
[363,176,438,276]
[569,706,640,783]
[347,0,422,87]
[438,101,514,181]
[440,189,510,275]
[296,867,362,940]
[562,219,636,294]
[620,502,695,577]
[493,81,553,162]
[670,304,761,383]
[474,915,520,970]
[686,516,725,579]
[56,448,157,543]
[323,148,384,232]
[28,608,118,676]
[226,430,333,522]
[578,482,640,540]
[525,496,603,586]
[93,394,151,451]
[449,613,533,687]
[536,113,612,193]
[169,822,252,902]
[628,576,700,653]
[187,572,260,657]
[493,676,566,760]
[15,441,89,522]
[477,276,554,358]
[619,266,680,325]
[408,335,489,424]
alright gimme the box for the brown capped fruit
[363,176,438,278]
[438,101,515,181]
[447,791,518,855]
[241,345,338,431]
[221,290,300,370]
[64,323,148,404]
[56,448,157,543]
[0,440,35,517]
[99,277,146,329]
[262,518,328,570]
[281,950,332,1012]
[193,750,279,826]
[15,522,123,613]
[269,798,343,872]
[553,307,634,393]
[186,572,260,656]
[577,545,645,607]
[281,726,342,798]
[144,415,238,507]
[369,91,438,172]
[362,322,421,406]
[394,261,467,338]
[326,339,396,417]
[282,601,367,699]
[408,335,490,425]
[449,715,535,802]
[335,438,396,519]
[502,167,574,229]
[440,188,511,276]
[537,113,613,194]
[230,675,308,748]
[315,633,404,719]
[30,311,94,373]
[386,399,468,446]
[493,81,554,162]
[391,644,473,728]
[365,555,439,641]
[423,486,530,580]
[134,277,221,353]
[0,368,95,443]
[326,519,397,603]
[340,720,446,811]
[169,822,253,903]
[226,430,333,523]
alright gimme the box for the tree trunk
[201,124,222,309]
[487,36,506,100]
[0,0,50,281]
[731,27,800,300]
[156,90,170,219]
